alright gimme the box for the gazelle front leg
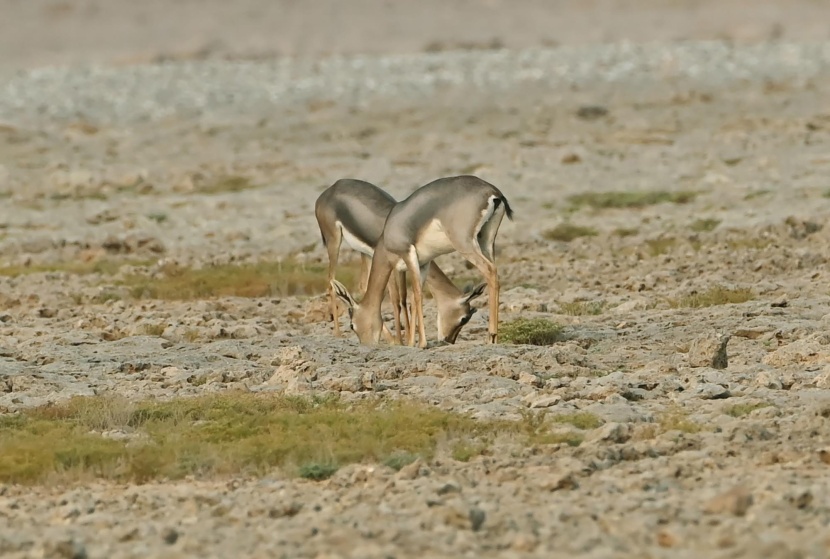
[402,248,428,348]
[358,253,371,297]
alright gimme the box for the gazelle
[315,178,486,344]
[332,175,513,348]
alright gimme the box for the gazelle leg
[387,277,404,345]
[402,249,428,349]
[358,253,371,297]
[397,270,411,341]
[325,229,343,337]
[459,251,499,344]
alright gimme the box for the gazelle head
[436,283,486,344]
[331,279,384,345]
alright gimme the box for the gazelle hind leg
[397,270,411,341]
[455,203,506,344]
[387,276,404,345]
[325,228,343,336]
[459,249,499,344]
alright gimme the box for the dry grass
[542,223,598,242]
[551,412,604,430]
[670,286,754,308]
[196,175,257,195]
[559,301,605,316]
[645,237,677,257]
[659,409,702,433]
[140,323,167,337]
[0,393,547,485]
[0,259,153,278]
[745,189,772,200]
[613,227,640,237]
[500,318,564,346]
[690,218,721,232]
[0,394,592,484]
[724,235,774,250]
[568,190,697,210]
[725,402,771,418]
[122,259,359,300]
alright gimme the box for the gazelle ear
[331,280,356,310]
[464,283,487,303]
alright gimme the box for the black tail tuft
[499,196,514,220]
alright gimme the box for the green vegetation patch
[725,402,771,418]
[0,393,583,485]
[670,286,754,308]
[690,218,721,232]
[551,412,604,430]
[542,223,598,242]
[122,259,359,300]
[500,318,564,346]
[568,190,697,210]
[0,259,154,278]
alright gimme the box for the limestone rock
[688,332,730,369]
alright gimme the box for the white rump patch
[474,196,498,238]
[337,221,375,256]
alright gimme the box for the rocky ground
[4,1,830,558]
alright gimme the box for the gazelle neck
[425,263,462,301]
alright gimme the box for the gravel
[2,41,830,125]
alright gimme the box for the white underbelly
[414,219,455,262]
[338,222,375,257]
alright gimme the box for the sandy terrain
[3,1,830,558]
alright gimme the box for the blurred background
[2,0,829,71]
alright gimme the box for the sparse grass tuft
[183,328,201,343]
[383,451,419,471]
[690,218,721,232]
[725,402,771,418]
[500,318,564,346]
[0,394,548,485]
[0,259,153,278]
[725,236,773,250]
[542,223,598,242]
[659,409,701,433]
[122,259,359,300]
[197,175,256,195]
[568,190,697,210]
[613,227,639,237]
[140,323,166,337]
[519,409,584,446]
[559,301,605,316]
[298,462,338,480]
[744,189,772,200]
[451,442,488,462]
[91,291,123,304]
[551,412,604,430]
[670,286,754,308]
[645,237,676,257]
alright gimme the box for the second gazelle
[333,175,513,348]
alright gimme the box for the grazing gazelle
[332,175,513,348]
[315,178,486,344]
